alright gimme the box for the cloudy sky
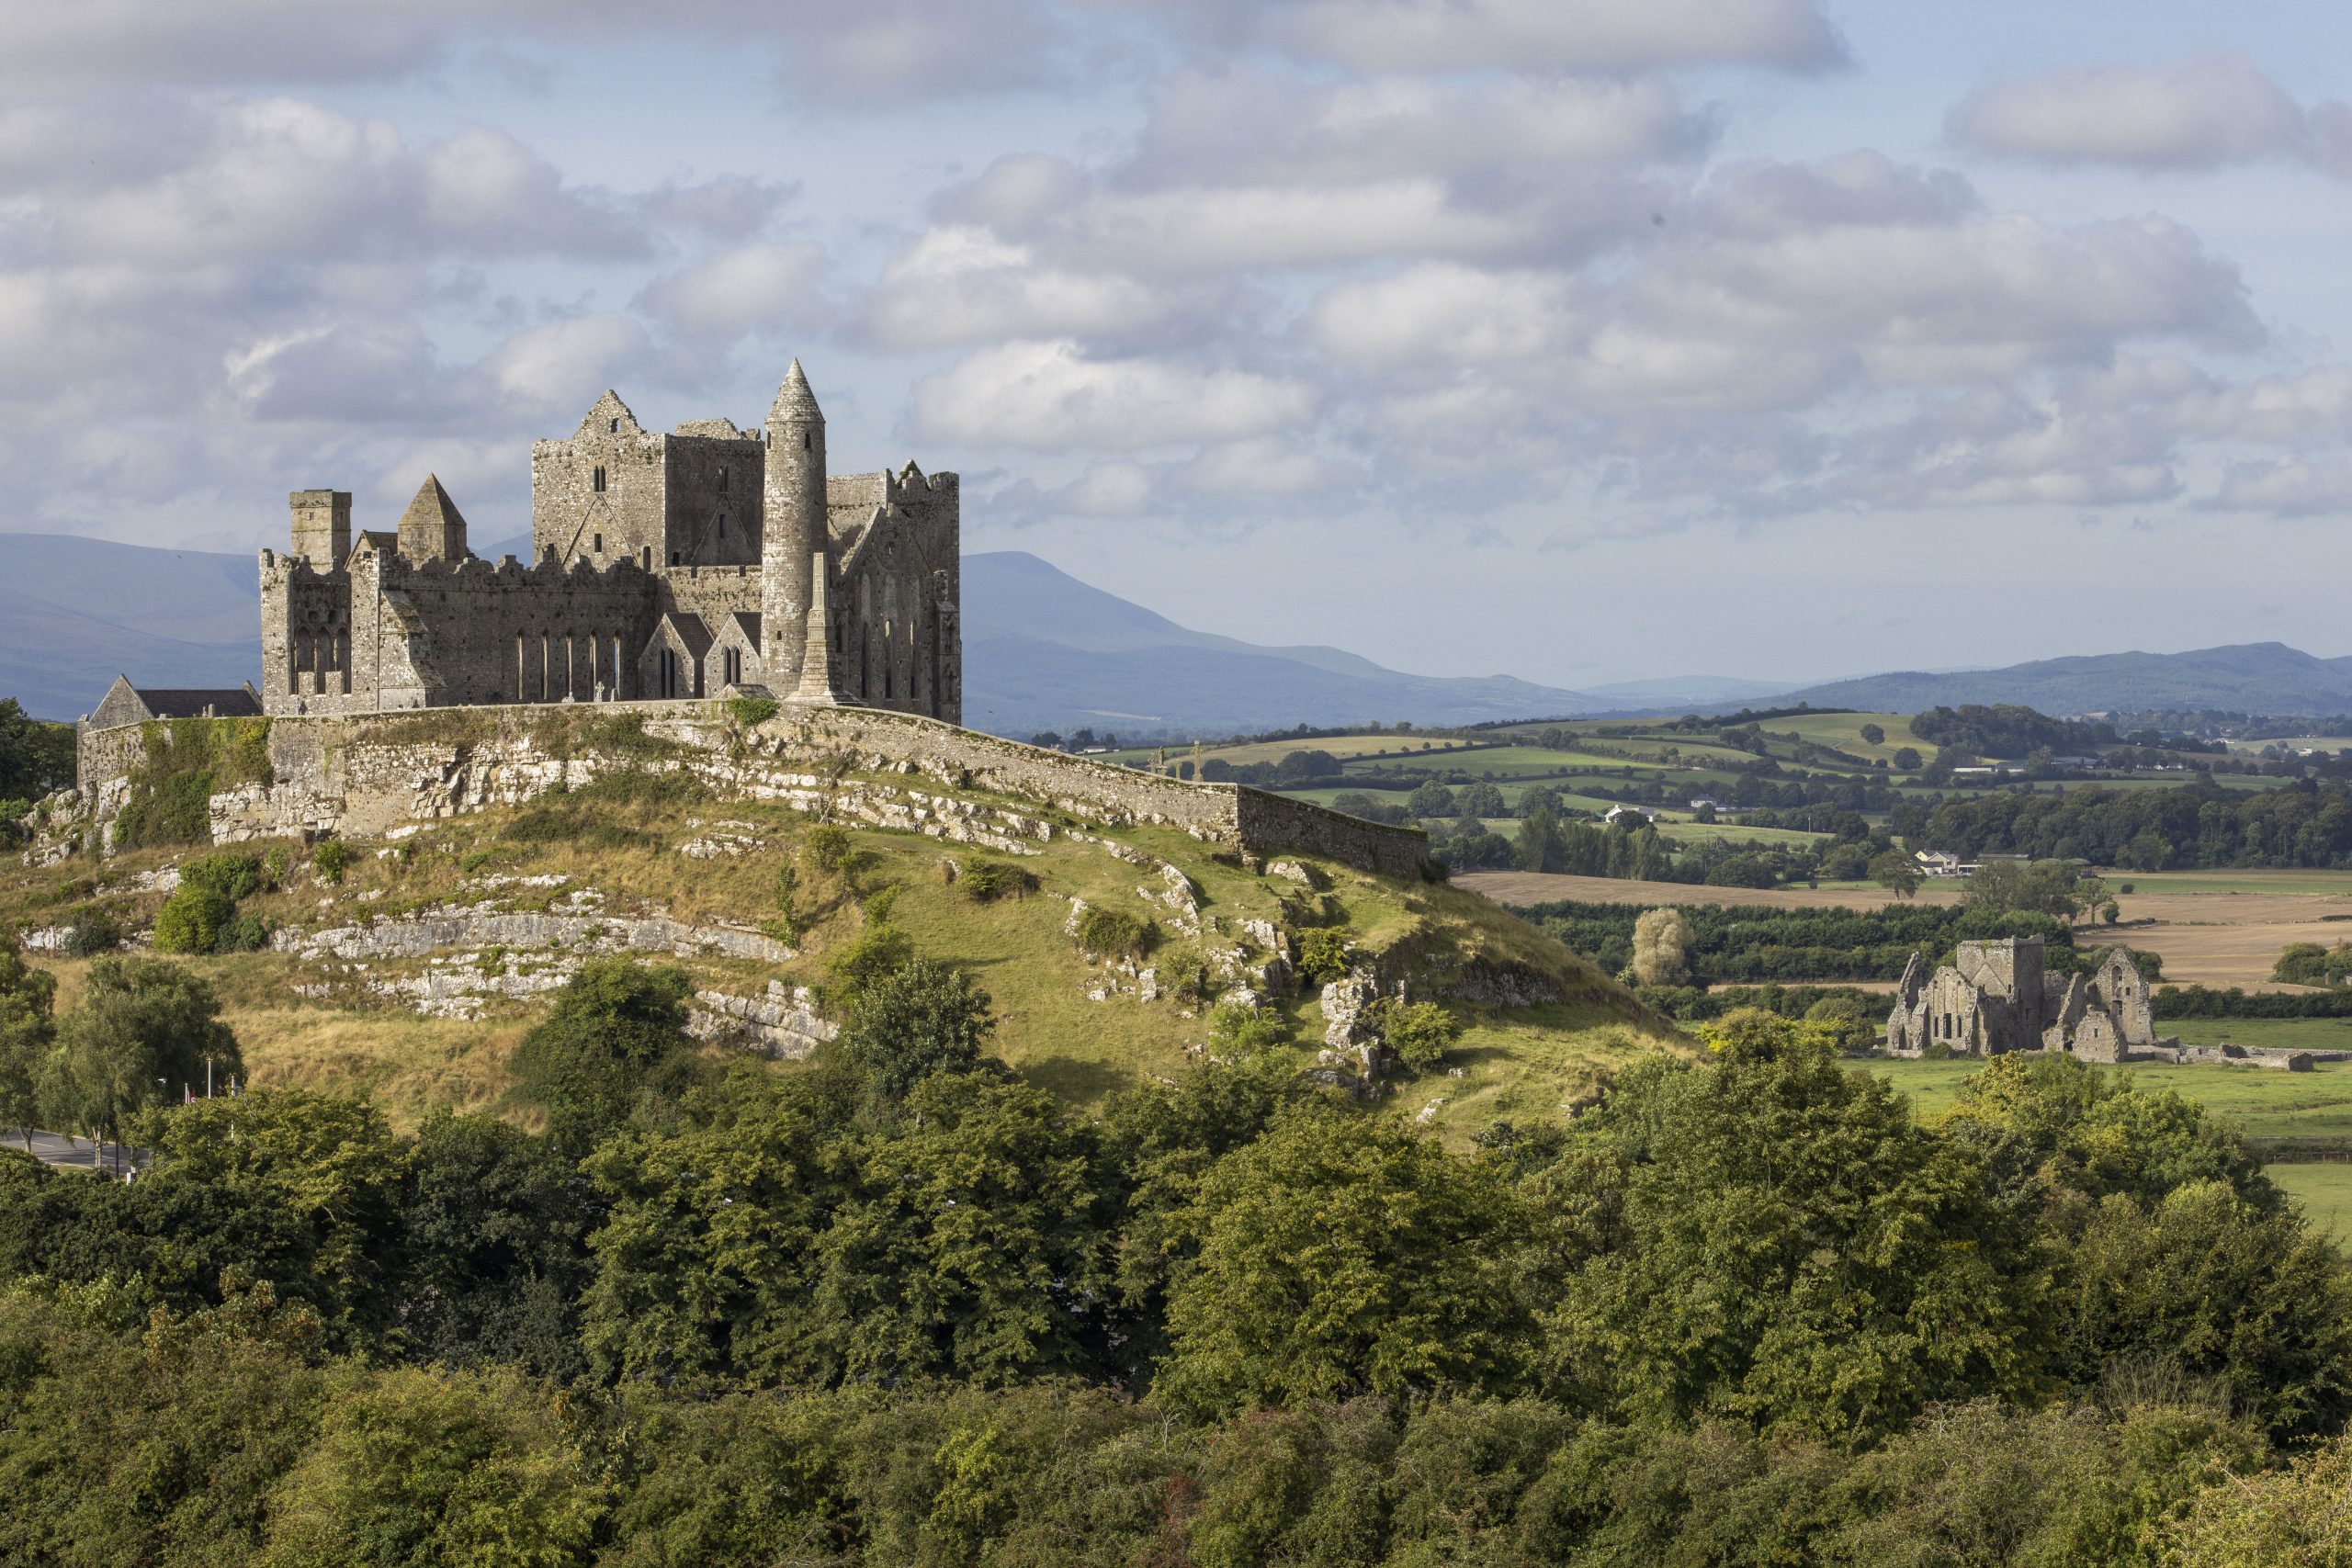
[5,0,2348,690]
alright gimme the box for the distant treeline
[1519,900,2078,984]
[1894,778,2352,870]
[2157,985,2352,1020]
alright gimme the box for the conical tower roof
[398,474,469,536]
[768,357,823,423]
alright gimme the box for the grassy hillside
[5,761,1679,1141]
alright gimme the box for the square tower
[288,490,351,568]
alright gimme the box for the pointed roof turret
[768,357,823,423]
[396,473,470,563]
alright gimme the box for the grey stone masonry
[261,360,959,724]
[1886,936,2173,1061]
[64,699,1432,884]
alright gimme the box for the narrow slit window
[717,513,726,538]
[592,466,605,493]
[717,466,729,491]
[592,532,602,554]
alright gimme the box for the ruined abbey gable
[259,361,959,722]
[1885,937,2170,1062]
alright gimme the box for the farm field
[2099,869,2352,897]
[2166,1017,2352,1053]
[1459,870,1960,911]
[1862,1054,2352,1239]
[1460,870,2352,988]
[1863,1055,2352,1144]
[2265,1163,2352,1239]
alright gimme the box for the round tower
[762,358,826,691]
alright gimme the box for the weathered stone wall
[1233,786,1430,884]
[75,721,153,799]
[70,698,1429,882]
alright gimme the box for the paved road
[4,1130,141,1175]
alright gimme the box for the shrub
[180,852,262,903]
[311,840,353,886]
[1207,1003,1292,1055]
[1296,928,1353,985]
[220,911,268,953]
[826,924,916,999]
[512,959,696,1156]
[1073,906,1156,962]
[1367,998,1462,1071]
[725,695,778,728]
[802,825,854,874]
[261,843,292,889]
[960,860,1040,903]
[60,905,122,957]
[153,886,236,954]
[835,958,996,1100]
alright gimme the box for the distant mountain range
[1775,644,2352,719]
[6,532,2350,731]
[958,552,1610,736]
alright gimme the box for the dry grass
[6,752,1685,1130]
[1457,871,1963,911]
[229,1008,530,1132]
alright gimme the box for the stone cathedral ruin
[254,360,959,720]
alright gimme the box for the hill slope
[0,536,262,718]
[9,710,1674,1135]
[960,550,1611,734]
[1781,642,2352,717]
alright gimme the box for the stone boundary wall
[74,699,1431,883]
[75,721,154,798]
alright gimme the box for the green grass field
[1860,1053,2352,1238]
[1862,1056,2352,1142]
[2164,1018,2352,1052]
[2098,869,2352,897]
[2265,1163,2352,1238]
[1654,821,1830,847]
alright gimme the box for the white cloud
[1307,265,1581,374]
[637,240,831,342]
[2204,457,2352,517]
[1235,0,1846,73]
[862,227,1183,350]
[1181,437,1352,497]
[0,0,1071,101]
[1128,70,1711,187]
[479,314,656,411]
[29,100,641,267]
[1950,53,2349,175]
[913,340,1317,451]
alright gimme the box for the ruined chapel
[256,361,959,720]
[1884,936,2175,1061]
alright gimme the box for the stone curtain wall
[1232,786,1433,883]
[74,700,1431,882]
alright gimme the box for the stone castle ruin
[258,361,957,719]
[58,359,1438,885]
[1884,936,2172,1062]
